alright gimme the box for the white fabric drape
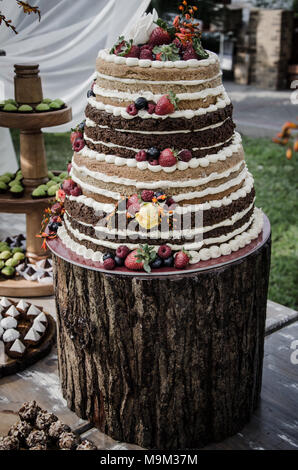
[0,0,150,172]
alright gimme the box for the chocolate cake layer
[64,188,255,229]
[85,103,233,132]
[84,118,236,153]
[64,210,254,250]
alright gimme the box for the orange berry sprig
[272,121,298,160]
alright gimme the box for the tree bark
[53,236,271,449]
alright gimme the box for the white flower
[127,9,158,46]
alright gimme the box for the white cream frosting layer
[94,83,225,104]
[98,49,218,69]
[71,159,246,192]
[80,132,242,173]
[58,208,263,263]
[65,199,255,239]
[97,70,223,86]
[66,173,254,216]
[87,93,231,120]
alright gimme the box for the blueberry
[114,256,124,267]
[147,147,160,159]
[150,256,163,269]
[155,190,165,199]
[87,90,95,98]
[135,97,148,110]
[78,120,85,131]
[163,255,174,267]
[103,252,114,261]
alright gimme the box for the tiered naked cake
[57,7,263,271]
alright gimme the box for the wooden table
[0,297,297,450]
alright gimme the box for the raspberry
[126,103,138,116]
[126,45,140,58]
[141,190,155,202]
[147,103,156,114]
[148,159,159,166]
[116,245,130,259]
[72,138,85,152]
[135,150,147,162]
[183,46,199,61]
[140,49,153,60]
[70,186,82,197]
[179,150,192,162]
[158,245,172,259]
[103,258,116,270]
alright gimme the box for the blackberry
[147,147,160,159]
[87,90,95,98]
[163,255,174,267]
[135,97,148,110]
[48,222,61,233]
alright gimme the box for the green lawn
[11,130,298,310]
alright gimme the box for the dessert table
[47,216,272,449]
[0,295,297,450]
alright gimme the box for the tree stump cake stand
[48,215,271,450]
[0,64,72,297]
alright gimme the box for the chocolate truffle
[26,429,47,448]
[0,435,20,450]
[76,440,97,450]
[35,410,58,431]
[58,431,80,450]
[8,421,32,444]
[19,400,41,424]
[48,420,71,441]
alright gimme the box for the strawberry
[155,92,179,116]
[127,203,140,216]
[174,250,190,269]
[140,49,153,60]
[62,179,76,195]
[172,38,188,52]
[72,138,85,152]
[141,190,155,202]
[67,162,72,173]
[183,45,199,61]
[158,149,177,167]
[70,130,82,145]
[149,26,172,47]
[125,250,144,271]
[127,194,139,208]
[141,44,153,51]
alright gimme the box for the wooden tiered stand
[0,64,72,297]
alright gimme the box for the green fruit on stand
[13,252,25,262]
[48,171,55,179]
[47,184,59,197]
[12,247,24,254]
[49,101,61,109]
[42,98,52,104]
[0,250,12,260]
[46,180,57,188]
[36,103,50,112]
[0,175,11,183]
[18,104,33,112]
[0,260,5,269]
[3,103,18,112]
[1,266,15,278]
[53,98,64,106]
[5,257,19,268]
[0,181,8,193]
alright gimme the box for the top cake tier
[95,49,227,116]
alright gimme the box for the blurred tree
[252,0,293,8]
[0,1,40,34]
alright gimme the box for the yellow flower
[135,203,159,229]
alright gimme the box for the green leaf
[143,262,151,273]
[193,37,209,60]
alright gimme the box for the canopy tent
[0,0,150,172]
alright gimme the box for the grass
[11,130,298,310]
